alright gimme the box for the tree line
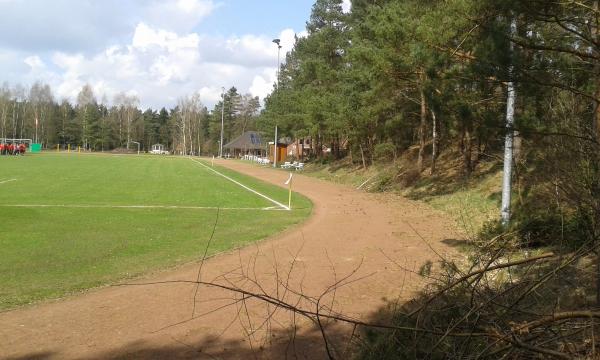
[0,83,260,154]
[256,0,600,260]
[260,0,598,173]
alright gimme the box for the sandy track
[0,159,460,359]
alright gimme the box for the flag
[284,172,293,185]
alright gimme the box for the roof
[223,131,264,150]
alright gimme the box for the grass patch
[405,168,502,239]
[301,156,502,237]
[0,154,311,310]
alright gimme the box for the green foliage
[373,142,396,162]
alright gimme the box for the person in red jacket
[19,143,26,155]
[8,143,14,155]
[0,143,4,155]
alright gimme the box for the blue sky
[197,1,315,36]
[0,0,349,109]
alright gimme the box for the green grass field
[0,154,311,310]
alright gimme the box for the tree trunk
[430,109,437,175]
[594,0,599,142]
[181,114,186,156]
[1,103,6,140]
[317,132,323,159]
[349,144,353,164]
[360,143,367,169]
[501,18,518,226]
[464,128,472,176]
[83,107,88,150]
[119,112,122,147]
[417,86,427,173]
[12,102,16,139]
[126,110,131,150]
[592,0,600,306]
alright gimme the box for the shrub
[373,142,396,162]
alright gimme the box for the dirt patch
[0,159,461,359]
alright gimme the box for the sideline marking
[188,157,291,211]
[0,179,17,185]
[0,204,287,211]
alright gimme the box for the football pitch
[0,153,311,310]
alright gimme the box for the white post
[501,18,517,226]
[273,125,278,168]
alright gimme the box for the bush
[373,143,396,162]
[477,208,591,250]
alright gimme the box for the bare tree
[235,94,260,135]
[29,82,53,145]
[114,92,139,149]
[77,84,96,150]
[0,83,10,141]
[176,93,203,156]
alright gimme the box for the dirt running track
[1,159,461,360]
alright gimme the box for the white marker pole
[212,155,215,167]
[285,172,293,210]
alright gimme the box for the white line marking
[189,157,290,211]
[0,178,17,185]
[0,204,287,211]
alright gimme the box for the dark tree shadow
[4,352,56,360]
[7,323,349,360]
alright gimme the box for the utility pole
[501,18,517,226]
[219,87,225,158]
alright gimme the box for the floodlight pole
[272,39,282,169]
[219,87,225,158]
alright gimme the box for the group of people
[0,143,26,155]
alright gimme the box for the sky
[0,0,351,109]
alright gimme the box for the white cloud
[0,0,216,54]
[132,23,200,52]
[142,0,217,33]
[0,0,307,110]
[29,23,301,109]
[24,55,45,70]
[249,68,277,100]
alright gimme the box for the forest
[260,0,600,244]
[0,83,260,155]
